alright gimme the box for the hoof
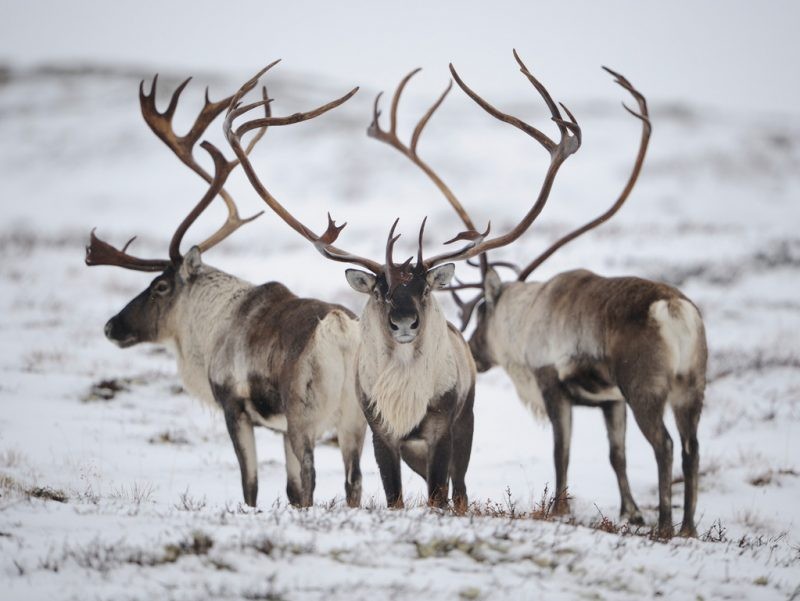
[552,499,571,517]
[623,512,645,526]
[678,524,697,538]
[654,524,675,540]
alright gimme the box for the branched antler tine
[445,282,484,291]
[517,67,650,281]
[139,72,263,258]
[164,77,192,121]
[224,64,379,273]
[368,92,384,136]
[195,88,270,254]
[427,54,584,269]
[449,62,555,152]
[416,216,427,268]
[229,60,282,112]
[242,86,271,155]
[466,258,521,275]
[410,80,452,156]
[228,97,274,123]
[512,49,565,134]
[389,68,421,135]
[234,86,358,136]
[370,73,474,232]
[385,218,402,269]
[85,229,170,272]
[422,222,491,268]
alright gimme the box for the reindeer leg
[450,386,475,513]
[673,395,702,537]
[630,399,674,538]
[537,366,572,515]
[286,428,316,508]
[427,430,452,509]
[336,414,366,508]
[282,434,303,507]
[372,430,404,508]
[602,401,643,525]
[217,390,258,507]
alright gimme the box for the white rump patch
[650,299,703,376]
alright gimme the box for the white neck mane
[359,298,457,438]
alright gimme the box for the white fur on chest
[358,301,459,439]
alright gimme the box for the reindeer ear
[484,267,503,308]
[179,246,203,280]
[345,269,376,294]
[426,263,455,290]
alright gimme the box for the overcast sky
[1,0,798,114]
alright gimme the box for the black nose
[389,314,419,331]
[104,318,115,340]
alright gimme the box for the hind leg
[673,396,702,537]
[630,397,674,538]
[285,418,316,508]
[283,434,303,507]
[602,401,643,524]
[337,417,366,508]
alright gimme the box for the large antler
[451,64,651,329]
[86,77,269,271]
[139,75,266,260]
[423,50,582,269]
[515,66,651,281]
[368,70,477,232]
[223,61,383,273]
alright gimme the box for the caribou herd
[86,52,707,539]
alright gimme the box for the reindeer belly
[244,375,288,432]
[557,358,624,405]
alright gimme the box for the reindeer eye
[153,280,171,295]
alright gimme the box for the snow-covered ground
[0,56,799,599]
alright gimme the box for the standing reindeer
[440,56,707,538]
[225,54,581,510]
[86,68,367,508]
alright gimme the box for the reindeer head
[344,219,456,344]
[101,249,205,347]
[87,75,268,348]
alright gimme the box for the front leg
[536,366,572,515]
[426,430,452,509]
[372,430,403,508]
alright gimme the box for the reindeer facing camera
[86,69,366,508]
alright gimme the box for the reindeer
[85,66,367,508]
[439,55,707,538]
[225,55,581,510]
